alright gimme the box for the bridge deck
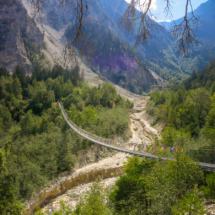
[59,102,215,172]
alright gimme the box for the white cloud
[156,19,171,22]
[150,0,157,11]
[151,16,171,23]
[125,0,157,12]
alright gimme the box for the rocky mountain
[0,0,160,93]
[35,0,159,93]
[3,0,214,93]
[0,0,186,91]
[98,0,215,79]
[0,0,47,73]
[98,0,188,82]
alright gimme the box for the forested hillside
[1,1,215,214]
[0,65,133,214]
[147,61,215,163]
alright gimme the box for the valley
[0,0,215,215]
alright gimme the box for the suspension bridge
[58,102,215,172]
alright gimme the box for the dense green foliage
[0,141,25,215]
[0,64,131,204]
[184,62,215,90]
[74,182,112,215]
[201,172,215,201]
[171,185,206,215]
[110,155,204,215]
[147,61,215,163]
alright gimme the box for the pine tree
[201,172,215,200]
[171,184,206,215]
[0,67,10,77]
[0,141,25,214]
[210,81,215,96]
[12,77,22,99]
[12,65,26,89]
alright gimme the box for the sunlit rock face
[0,0,43,73]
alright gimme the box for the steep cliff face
[0,0,44,73]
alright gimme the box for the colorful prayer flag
[146,146,151,152]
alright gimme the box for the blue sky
[125,0,208,22]
[153,0,208,21]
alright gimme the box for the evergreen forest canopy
[0,64,133,214]
[146,61,215,164]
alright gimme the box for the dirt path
[111,84,159,145]
[129,98,158,145]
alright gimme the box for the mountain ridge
[161,0,215,75]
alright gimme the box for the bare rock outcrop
[0,0,43,73]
